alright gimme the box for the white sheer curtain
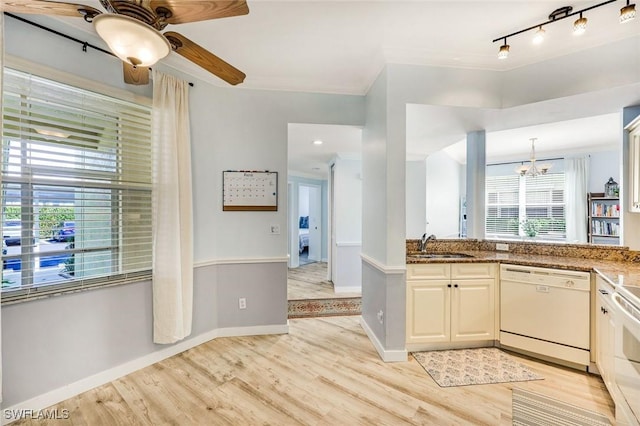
[565,157,589,243]
[0,11,4,404]
[152,70,194,344]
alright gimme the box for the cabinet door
[451,279,495,342]
[406,280,450,343]
[596,292,616,393]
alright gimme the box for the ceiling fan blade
[150,0,249,25]
[123,62,150,86]
[3,0,101,18]
[164,31,245,86]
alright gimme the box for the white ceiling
[288,123,362,178]
[442,112,622,164]
[25,0,640,177]
[46,0,640,95]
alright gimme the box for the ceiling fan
[4,0,249,85]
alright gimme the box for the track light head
[498,42,510,59]
[532,26,545,44]
[620,1,636,23]
[573,14,588,35]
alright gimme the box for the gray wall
[405,160,427,239]
[589,150,621,194]
[1,15,364,408]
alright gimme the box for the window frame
[1,56,153,304]
[485,161,566,241]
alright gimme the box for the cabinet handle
[454,284,459,288]
[599,289,609,295]
[447,284,452,288]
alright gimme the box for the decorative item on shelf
[604,177,619,197]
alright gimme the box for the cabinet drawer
[451,263,496,279]
[407,263,450,280]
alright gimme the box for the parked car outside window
[2,219,21,246]
[52,221,75,242]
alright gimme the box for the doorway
[298,183,322,265]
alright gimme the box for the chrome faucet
[420,233,436,252]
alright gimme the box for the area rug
[288,297,361,318]
[411,347,543,387]
[512,387,611,426]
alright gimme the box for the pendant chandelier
[515,138,552,177]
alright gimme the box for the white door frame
[329,163,336,283]
[304,183,322,262]
[288,181,299,268]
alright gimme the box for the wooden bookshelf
[587,192,620,245]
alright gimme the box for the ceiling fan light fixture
[573,15,588,35]
[620,1,636,23]
[93,14,171,67]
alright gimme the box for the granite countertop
[407,249,640,288]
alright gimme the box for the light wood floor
[16,316,614,425]
[287,262,360,300]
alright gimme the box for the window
[486,162,566,240]
[1,68,152,302]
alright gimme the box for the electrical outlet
[238,297,247,309]
[270,224,280,234]
[496,243,509,251]
[377,310,384,324]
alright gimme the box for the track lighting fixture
[493,0,635,58]
[573,13,588,35]
[620,0,637,23]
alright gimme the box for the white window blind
[486,174,520,238]
[524,173,566,238]
[486,164,566,240]
[1,68,152,303]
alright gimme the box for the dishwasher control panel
[501,265,590,291]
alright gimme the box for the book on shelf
[591,220,620,236]
[591,202,620,217]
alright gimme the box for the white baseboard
[359,317,407,363]
[1,323,289,425]
[334,286,361,294]
[215,323,289,338]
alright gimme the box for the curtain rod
[4,12,194,87]
[488,156,564,167]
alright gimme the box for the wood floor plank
[11,316,615,425]
[288,262,360,300]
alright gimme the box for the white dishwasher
[500,264,591,368]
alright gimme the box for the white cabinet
[406,263,496,345]
[629,120,640,213]
[595,275,616,395]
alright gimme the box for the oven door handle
[613,294,640,326]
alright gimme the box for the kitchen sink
[408,252,475,259]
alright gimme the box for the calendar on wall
[222,171,278,211]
